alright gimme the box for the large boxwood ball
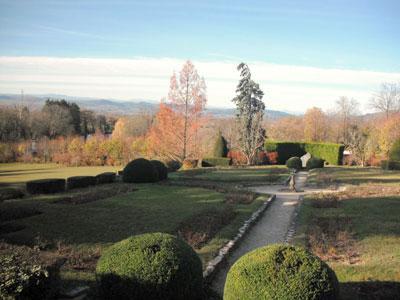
[150,160,168,180]
[286,156,302,170]
[96,233,203,300]
[306,157,325,170]
[122,158,159,183]
[224,244,339,300]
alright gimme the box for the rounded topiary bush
[150,160,168,180]
[122,158,159,183]
[224,244,339,300]
[96,233,203,300]
[306,157,325,170]
[286,156,302,170]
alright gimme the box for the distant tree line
[0,99,116,142]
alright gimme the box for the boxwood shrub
[26,179,66,194]
[0,188,24,202]
[67,176,97,189]
[381,160,400,170]
[96,172,116,184]
[389,139,400,161]
[122,158,159,183]
[265,141,344,165]
[96,233,203,300]
[202,157,231,167]
[150,160,168,180]
[286,157,302,170]
[224,244,339,300]
[306,157,325,170]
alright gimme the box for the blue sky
[0,0,399,111]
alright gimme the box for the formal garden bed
[294,167,400,299]
[0,162,283,297]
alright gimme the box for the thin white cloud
[0,56,399,112]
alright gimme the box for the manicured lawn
[170,165,289,185]
[0,163,277,292]
[295,167,400,299]
[0,163,120,189]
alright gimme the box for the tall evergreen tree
[213,131,228,157]
[232,63,265,165]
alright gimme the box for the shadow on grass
[340,281,400,300]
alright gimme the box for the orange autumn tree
[148,61,207,162]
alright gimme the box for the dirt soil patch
[307,216,360,264]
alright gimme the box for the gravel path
[210,171,309,296]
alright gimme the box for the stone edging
[284,195,303,244]
[203,194,276,281]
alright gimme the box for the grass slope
[295,167,400,299]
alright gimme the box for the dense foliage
[150,160,168,180]
[265,141,344,165]
[286,157,302,170]
[306,157,325,169]
[180,159,199,170]
[202,157,231,167]
[122,158,159,183]
[213,132,228,157]
[224,244,339,300]
[0,253,59,300]
[26,178,66,194]
[389,139,400,161]
[67,176,97,189]
[96,233,203,300]
[232,63,266,165]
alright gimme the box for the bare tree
[335,97,359,145]
[370,82,400,119]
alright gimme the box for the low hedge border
[26,179,66,194]
[96,172,116,184]
[67,176,97,190]
[202,157,231,167]
[203,194,276,282]
[381,160,400,170]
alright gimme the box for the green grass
[0,163,120,189]
[307,166,400,186]
[0,163,277,293]
[170,165,289,185]
[295,167,400,299]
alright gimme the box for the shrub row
[122,158,168,183]
[201,157,231,167]
[26,172,117,194]
[381,160,400,170]
[26,179,66,194]
[265,141,344,165]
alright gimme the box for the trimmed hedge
[0,188,24,201]
[213,132,228,157]
[286,157,302,170]
[26,179,66,194]
[96,172,116,184]
[224,244,339,300]
[96,233,203,300]
[150,160,168,180]
[67,176,97,190]
[265,141,344,165]
[381,160,400,170]
[306,157,325,170]
[123,158,159,183]
[164,160,181,172]
[202,157,231,167]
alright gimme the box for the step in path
[210,171,309,295]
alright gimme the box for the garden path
[210,171,309,295]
